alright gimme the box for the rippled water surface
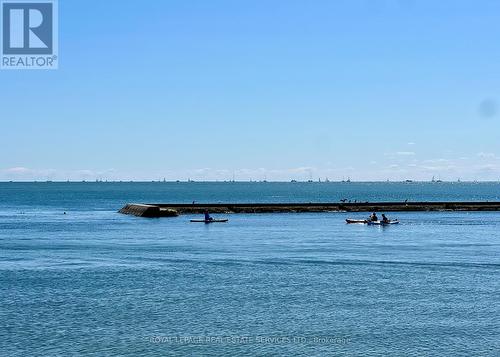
[1,183,499,356]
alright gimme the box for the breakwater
[119,202,500,218]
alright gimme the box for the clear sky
[1,0,500,181]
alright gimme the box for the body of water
[1,183,499,355]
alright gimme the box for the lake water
[1,183,499,356]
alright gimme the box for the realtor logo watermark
[1,0,58,69]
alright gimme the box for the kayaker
[381,214,390,223]
[369,213,378,222]
[204,210,214,221]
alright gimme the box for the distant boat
[190,219,229,224]
[405,180,413,183]
[347,219,400,225]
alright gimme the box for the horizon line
[1,180,500,184]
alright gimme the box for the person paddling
[204,210,214,222]
[381,214,390,223]
[369,213,378,222]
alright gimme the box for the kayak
[190,219,228,223]
[346,219,399,225]
[346,219,368,224]
[367,220,399,225]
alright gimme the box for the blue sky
[1,0,500,181]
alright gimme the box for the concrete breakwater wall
[119,202,500,218]
[118,204,178,218]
